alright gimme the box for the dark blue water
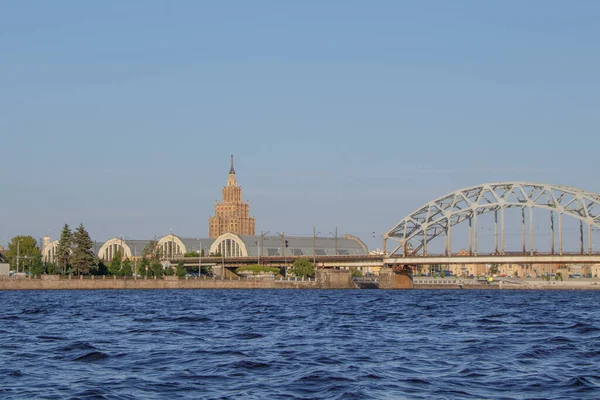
[1,290,600,399]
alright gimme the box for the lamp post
[313,226,321,266]
[16,239,23,274]
[258,231,270,265]
[277,232,286,273]
[198,238,202,275]
[329,226,338,256]
[21,256,30,274]
[221,244,225,280]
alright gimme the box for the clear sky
[2,1,599,251]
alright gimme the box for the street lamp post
[134,244,137,277]
[277,232,286,274]
[258,231,270,265]
[198,239,202,276]
[221,244,225,280]
[329,226,338,256]
[16,239,23,274]
[312,226,321,266]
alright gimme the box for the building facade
[209,155,255,239]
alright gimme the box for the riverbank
[3,275,600,290]
[0,276,320,290]
[414,278,600,290]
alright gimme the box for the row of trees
[5,224,96,276]
[5,225,185,277]
[55,223,95,275]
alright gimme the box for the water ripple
[1,289,600,399]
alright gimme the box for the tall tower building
[209,155,256,238]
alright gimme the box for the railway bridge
[168,182,600,282]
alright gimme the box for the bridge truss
[384,182,600,257]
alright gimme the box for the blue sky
[1,1,599,251]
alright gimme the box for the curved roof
[231,234,368,257]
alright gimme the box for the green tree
[165,266,174,276]
[139,257,149,277]
[56,224,73,274]
[489,264,499,275]
[236,265,280,275]
[121,258,133,277]
[350,267,362,278]
[71,223,94,275]
[46,262,59,275]
[151,261,164,278]
[143,240,162,263]
[440,270,446,278]
[93,258,109,275]
[31,254,45,276]
[556,272,563,281]
[109,249,122,276]
[293,258,315,278]
[5,236,42,271]
[176,261,187,278]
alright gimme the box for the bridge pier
[551,211,555,255]
[379,266,413,289]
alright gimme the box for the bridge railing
[388,251,600,258]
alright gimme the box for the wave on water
[0,289,600,399]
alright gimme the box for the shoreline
[2,276,600,290]
[0,276,320,290]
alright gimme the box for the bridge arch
[42,240,60,263]
[384,182,600,257]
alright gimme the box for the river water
[1,289,599,399]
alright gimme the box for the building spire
[229,154,235,174]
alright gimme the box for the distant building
[209,232,368,258]
[209,155,255,239]
[0,263,8,276]
[0,246,6,264]
[38,155,370,264]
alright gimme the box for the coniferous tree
[138,257,149,277]
[109,250,122,276]
[46,262,59,275]
[71,223,94,275]
[94,258,109,275]
[56,224,73,274]
[143,239,162,263]
[31,254,45,276]
[121,258,133,277]
[151,261,164,278]
[176,261,187,278]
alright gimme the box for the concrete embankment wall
[0,271,359,290]
[317,270,357,289]
[415,282,600,290]
[0,276,319,290]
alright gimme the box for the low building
[41,232,369,263]
[209,233,368,258]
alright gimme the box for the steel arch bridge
[384,182,600,257]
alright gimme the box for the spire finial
[229,154,235,174]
